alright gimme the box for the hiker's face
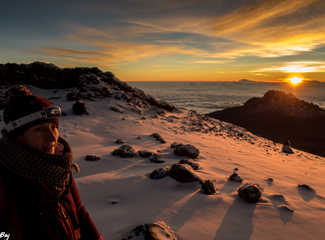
[17,122,59,154]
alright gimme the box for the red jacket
[0,167,103,240]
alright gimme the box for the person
[0,85,103,240]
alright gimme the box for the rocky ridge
[207,90,325,157]
[0,62,176,113]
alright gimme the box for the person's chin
[42,146,55,154]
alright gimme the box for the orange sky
[1,0,325,82]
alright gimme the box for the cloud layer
[1,0,325,81]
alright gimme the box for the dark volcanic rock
[0,62,177,112]
[282,140,294,154]
[168,164,200,183]
[149,154,165,163]
[228,168,243,182]
[298,184,314,192]
[149,168,169,179]
[85,155,100,161]
[179,159,200,170]
[207,90,325,157]
[72,100,89,115]
[238,183,263,203]
[110,106,123,113]
[138,150,153,158]
[124,221,178,240]
[112,144,136,158]
[173,144,200,159]
[201,180,216,195]
[151,133,166,144]
[115,139,125,144]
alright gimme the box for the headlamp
[1,106,62,133]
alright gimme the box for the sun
[288,76,303,86]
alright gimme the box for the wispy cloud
[252,61,325,73]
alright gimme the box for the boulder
[149,168,169,179]
[151,133,166,144]
[170,142,182,148]
[112,144,136,158]
[298,184,314,192]
[173,144,200,159]
[149,154,165,163]
[179,159,200,170]
[110,106,123,113]
[201,180,216,195]
[138,150,153,158]
[115,139,125,144]
[85,155,100,161]
[238,183,263,203]
[123,221,178,240]
[168,164,200,183]
[72,100,89,115]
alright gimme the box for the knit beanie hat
[2,85,59,139]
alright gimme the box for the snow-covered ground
[2,86,325,240]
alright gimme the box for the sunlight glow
[288,76,303,86]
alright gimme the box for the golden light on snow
[288,76,303,86]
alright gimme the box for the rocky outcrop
[0,62,177,112]
[207,90,325,157]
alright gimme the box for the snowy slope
[2,85,325,240]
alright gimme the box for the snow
[2,85,325,240]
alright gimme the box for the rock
[123,221,178,240]
[277,204,294,212]
[72,100,89,115]
[174,144,200,159]
[298,184,314,192]
[179,159,200,170]
[149,168,169,179]
[282,144,294,154]
[170,142,182,148]
[238,183,263,203]
[110,106,123,113]
[112,144,136,158]
[201,180,216,195]
[115,139,125,144]
[151,133,166,144]
[85,155,101,161]
[265,178,274,183]
[207,90,325,157]
[149,154,165,163]
[168,164,200,183]
[228,168,243,182]
[138,150,153,158]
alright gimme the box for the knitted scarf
[0,136,73,197]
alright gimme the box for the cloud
[13,0,325,75]
[252,61,325,73]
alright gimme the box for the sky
[1,0,325,82]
